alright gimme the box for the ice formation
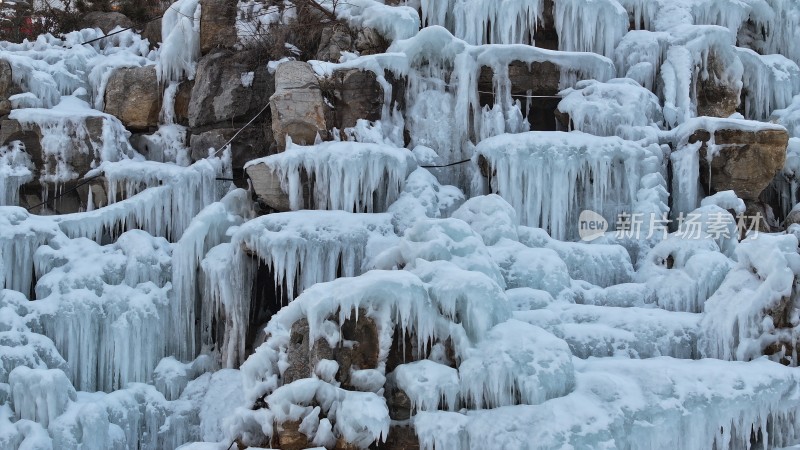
[0,142,33,206]
[245,141,418,212]
[5,0,800,448]
[475,131,664,239]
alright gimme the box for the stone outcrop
[80,11,133,34]
[696,53,740,118]
[316,25,354,62]
[479,61,563,130]
[189,50,274,129]
[328,69,383,131]
[104,66,160,131]
[692,126,789,200]
[245,162,294,212]
[0,59,14,116]
[283,312,379,389]
[190,125,269,169]
[270,62,328,148]
[199,0,238,55]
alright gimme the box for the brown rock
[189,50,274,128]
[104,66,160,131]
[270,61,328,148]
[696,52,740,118]
[190,126,268,169]
[80,11,133,34]
[478,61,563,130]
[329,69,383,130]
[173,80,193,126]
[276,420,310,450]
[692,126,789,200]
[0,59,12,100]
[317,25,353,62]
[377,426,421,450]
[245,162,293,212]
[200,0,237,55]
[354,28,389,56]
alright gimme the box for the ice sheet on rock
[338,0,421,42]
[419,0,544,45]
[207,211,394,367]
[418,357,800,449]
[266,379,390,447]
[700,190,746,215]
[557,78,664,136]
[772,95,800,138]
[458,320,575,409]
[55,156,228,243]
[159,0,202,82]
[31,230,173,392]
[614,30,671,91]
[410,260,511,343]
[172,189,251,362]
[554,0,629,57]
[736,47,800,121]
[476,131,661,240]
[658,25,743,128]
[378,217,505,287]
[388,168,464,234]
[245,140,417,213]
[390,360,459,412]
[0,142,34,207]
[9,96,138,186]
[701,233,800,363]
[0,207,60,296]
[515,302,700,359]
[518,226,635,287]
[637,230,734,313]
[0,29,152,110]
[9,367,76,428]
[486,239,571,297]
[152,355,215,401]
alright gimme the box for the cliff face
[3,0,800,449]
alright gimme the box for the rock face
[270,62,328,148]
[479,61,563,130]
[0,59,14,116]
[0,118,106,180]
[283,312,379,388]
[316,25,353,61]
[696,53,740,118]
[693,127,789,200]
[244,162,293,212]
[104,66,160,131]
[190,125,269,168]
[329,69,383,131]
[80,11,133,34]
[199,0,237,55]
[189,50,274,129]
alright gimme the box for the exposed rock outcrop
[199,0,238,55]
[104,66,161,131]
[80,11,133,34]
[189,50,274,129]
[270,61,328,148]
[693,126,789,200]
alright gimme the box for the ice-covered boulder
[103,65,161,131]
[556,78,663,136]
[245,140,416,213]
